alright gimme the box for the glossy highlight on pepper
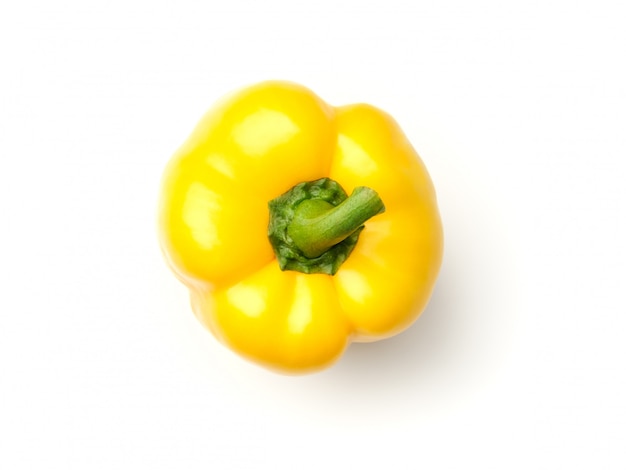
[158,81,443,374]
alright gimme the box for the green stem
[287,186,385,258]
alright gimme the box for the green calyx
[268,178,385,275]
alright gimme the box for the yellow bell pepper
[158,81,443,374]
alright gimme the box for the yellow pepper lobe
[158,81,443,373]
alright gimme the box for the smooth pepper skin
[158,81,443,374]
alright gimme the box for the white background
[1,1,625,468]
